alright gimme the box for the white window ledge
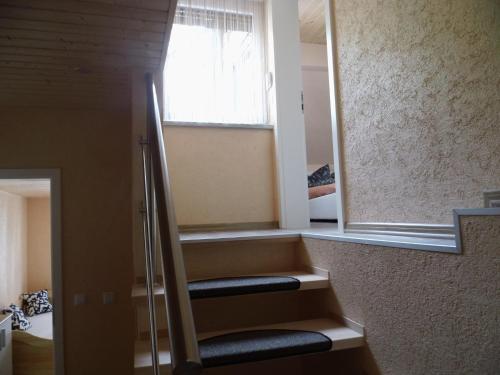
[179,228,457,253]
[163,121,274,130]
[178,208,500,254]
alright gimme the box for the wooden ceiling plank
[0,28,164,51]
[0,94,128,110]
[0,91,126,103]
[0,49,160,68]
[0,60,132,74]
[158,0,177,75]
[0,7,166,33]
[0,0,169,22]
[0,18,164,43]
[0,38,162,59]
[0,76,129,89]
[0,69,128,83]
[78,0,171,12]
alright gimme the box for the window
[163,0,268,125]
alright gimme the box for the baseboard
[178,221,279,233]
[345,222,455,240]
[331,314,364,336]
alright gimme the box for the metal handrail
[142,73,202,375]
[140,139,160,375]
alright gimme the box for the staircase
[134,75,364,374]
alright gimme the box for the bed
[308,164,338,221]
[12,312,54,375]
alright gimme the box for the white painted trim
[175,209,499,254]
[0,169,64,375]
[267,0,310,229]
[324,0,346,232]
[345,222,455,240]
[453,208,500,254]
[301,229,458,253]
[163,121,274,130]
[178,227,457,253]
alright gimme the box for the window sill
[163,121,274,130]
[178,227,458,254]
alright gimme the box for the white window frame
[162,2,269,127]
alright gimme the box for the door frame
[0,169,64,375]
[324,0,346,232]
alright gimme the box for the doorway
[299,0,340,230]
[0,170,63,375]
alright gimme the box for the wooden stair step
[132,272,329,303]
[134,318,364,374]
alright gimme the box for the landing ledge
[179,228,456,253]
[179,208,500,254]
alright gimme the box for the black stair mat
[199,329,333,368]
[188,276,300,299]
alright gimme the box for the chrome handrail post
[140,139,160,375]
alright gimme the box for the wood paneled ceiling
[299,0,326,45]
[0,0,175,109]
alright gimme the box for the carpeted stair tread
[188,275,300,299]
[199,329,332,367]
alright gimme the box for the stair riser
[135,289,329,337]
[135,356,305,375]
[184,239,299,280]
[135,239,299,282]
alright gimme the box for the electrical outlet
[102,292,115,305]
[73,293,86,306]
[483,190,500,208]
[490,200,500,208]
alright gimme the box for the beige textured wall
[0,191,27,307]
[300,215,500,374]
[0,109,134,375]
[163,126,278,226]
[27,197,51,292]
[334,0,500,223]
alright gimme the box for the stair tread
[132,272,329,301]
[134,318,364,371]
[179,229,301,244]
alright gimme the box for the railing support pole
[140,139,161,375]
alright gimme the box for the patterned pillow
[308,164,335,188]
[2,304,31,331]
[21,289,53,317]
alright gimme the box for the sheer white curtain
[163,0,268,125]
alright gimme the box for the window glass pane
[164,1,267,125]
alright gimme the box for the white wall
[300,43,334,166]
[300,43,328,67]
[27,197,52,292]
[0,191,28,307]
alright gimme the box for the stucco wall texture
[299,215,500,374]
[334,0,500,223]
